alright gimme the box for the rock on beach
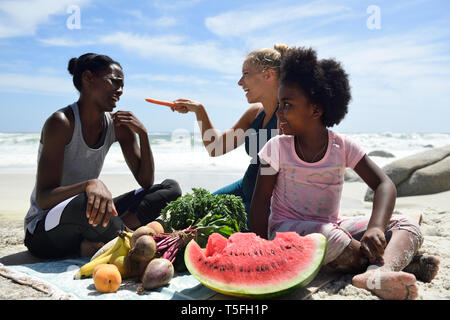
[368,150,395,158]
[365,144,450,201]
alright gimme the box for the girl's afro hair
[280,47,352,127]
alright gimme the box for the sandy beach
[0,171,449,300]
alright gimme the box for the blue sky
[0,0,449,133]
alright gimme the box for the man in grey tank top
[24,53,181,259]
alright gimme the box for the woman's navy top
[242,109,278,202]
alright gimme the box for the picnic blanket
[0,258,340,300]
[0,258,217,300]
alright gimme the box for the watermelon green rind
[184,233,327,298]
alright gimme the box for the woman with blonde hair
[171,44,288,228]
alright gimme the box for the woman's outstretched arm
[172,99,263,156]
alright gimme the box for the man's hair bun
[67,57,78,75]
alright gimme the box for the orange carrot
[145,98,175,108]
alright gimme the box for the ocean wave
[347,132,450,152]
[0,133,41,145]
[0,132,449,174]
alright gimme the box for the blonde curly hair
[245,43,289,76]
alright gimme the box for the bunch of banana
[73,230,133,279]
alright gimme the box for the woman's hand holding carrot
[172,99,204,114]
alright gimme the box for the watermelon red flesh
[185,232,327,297]
[205,232,228,257]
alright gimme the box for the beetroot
[152,229,197,264]
[141,258,174,290]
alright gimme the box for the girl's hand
[112,110,147,136]
[85,179,118,227]
[171,99,203,114]
[360,227,387,264]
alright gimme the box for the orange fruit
[93,263,107,278]
[93,264,122,293]
[146,221,164,235]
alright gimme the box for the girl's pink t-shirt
[258,130,366,233]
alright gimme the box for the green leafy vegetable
[159,188,248,247]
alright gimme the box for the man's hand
[85,179,118,227]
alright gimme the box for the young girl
[250,47,439,300]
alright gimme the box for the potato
[129,235,156,262]
[131,226,157,248]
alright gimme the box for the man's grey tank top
[24,102,116,234]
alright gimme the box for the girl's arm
[353,154,397,262]
[172,99,263,157]
[113,111,155,189]
[250,164,278,239]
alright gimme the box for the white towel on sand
[0,258,215,300]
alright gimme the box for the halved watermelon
[184,232,327,298]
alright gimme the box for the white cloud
[0,73,74,95]
[0,0,89,38]
[231,14,450,132]
[99,32,245,74]
[154,16,177,27]
[129,74,209,86]
[38,37,94,47]
[123,10,178,28]
[151,0,204,11]
[236,14,450,96]
[310,33,450,128]
[323,34,450,81]
[0,69,246,113]
[205,1,350,37]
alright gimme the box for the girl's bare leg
[352,229,421,300]
[403,254,440,283]
[327,238,368,273]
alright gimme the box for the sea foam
[0,132,449,174]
